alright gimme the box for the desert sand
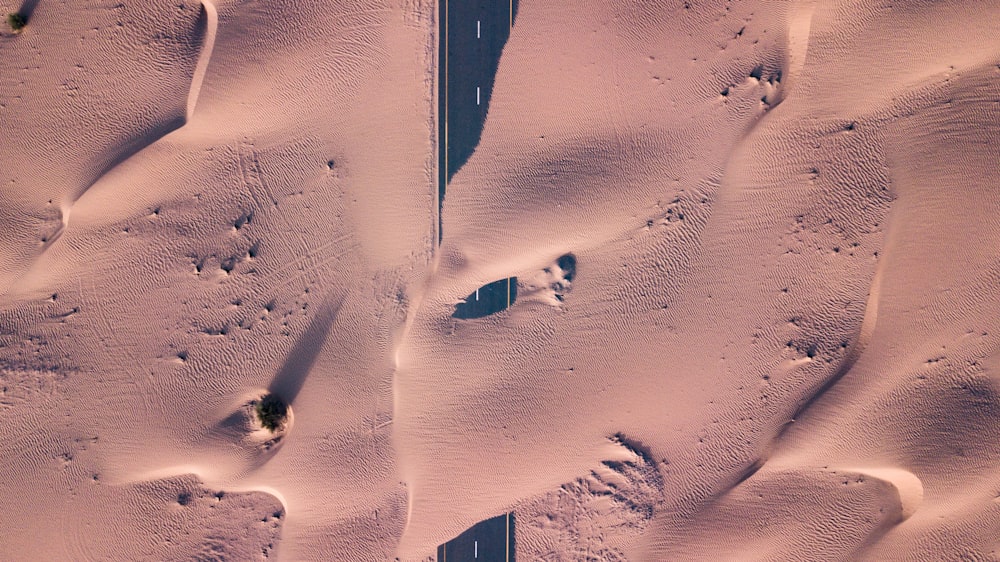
[2,0,1000,560]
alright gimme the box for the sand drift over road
[3,0,1000,560]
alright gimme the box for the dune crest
[186,0,218,121]
[852,467,924,521]
[4,0,1000,559]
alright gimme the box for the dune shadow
[267,296,342,404]
[17,0,40,19]
[72,116,186,206]
[216,409,250,434]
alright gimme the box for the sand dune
[3,0,1000,560]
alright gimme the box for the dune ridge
[3,0,1000,560]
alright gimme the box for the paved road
[440,0,520,318]
[435,5,520,559]
[438,0,519,239]
[438,512,515,562]
[452,276,517,319]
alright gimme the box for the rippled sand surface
[2,1,999,559]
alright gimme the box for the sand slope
[2,0,433,559]
[3,0,1000,560]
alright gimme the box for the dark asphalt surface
[438,512,515,562]
[438,0,519,239]
[436,5,520,560]
[452,277,518,319]
[441,0,520,317]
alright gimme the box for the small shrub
[254,393,288,432]
[7,12,26,32]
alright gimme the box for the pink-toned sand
[2,0,1000,560]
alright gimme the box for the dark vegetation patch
[557,253,576,282]
[254,393,288,432]
[7,12,26,32]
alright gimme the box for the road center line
[477,86,480,105]
[477,20,480,38]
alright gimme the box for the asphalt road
[440,0,520,318]
[438,512,515,562]
[438,0,519,239]
[452,276,518,319]
[436,4,520,559]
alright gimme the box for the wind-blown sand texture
[2,0,1000,560]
